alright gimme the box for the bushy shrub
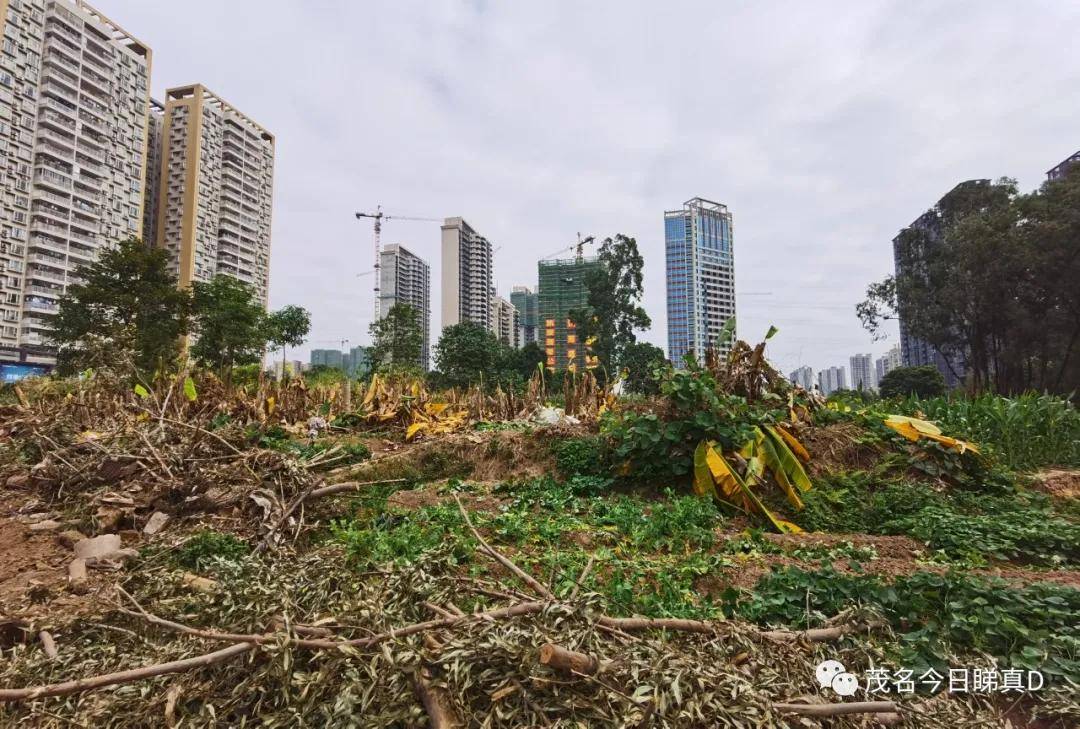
[878,365,947,399]
[602,366,756,482]
[553,436,610,478]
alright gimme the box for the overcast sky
[109,0,1078,375]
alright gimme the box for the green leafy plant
[553,436,610,478]
[740,567,1080,681]
[895,393,1080,469]
[603,365,756,481]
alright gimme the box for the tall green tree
[264,305,312,377]
[369,303,423,371]
[50,238,190,375]
[432,322,506,389]
[620,341,667,395]
[516,341,546,381]
[568,234,651,375]
[858,173,1080,394]
[190,276,266,378]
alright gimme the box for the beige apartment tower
[0,0,152,367]
[440,216,492,332]
[153,84,274,306]
[490,293,519,349]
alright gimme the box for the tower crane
[541,232,594,261]
[354,206,441,318]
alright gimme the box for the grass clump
[553,435,610,478]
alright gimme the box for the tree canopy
[190,276,267,377]
[568,234,651,375]
[620,341,667,395]
[432,322,517,390]
[264,305,312,374]
[858,170,1080,394]
[50,238,190,375]
[369,303,423,372]
[878,366,947,399]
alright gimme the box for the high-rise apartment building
[893,181,978,388]
[665,197,735,367]
[154,84,274,305]
[490,293,519,349]
[440,216,491,331]
[538,256,599,371]
[817,366,846,396]
[0,0,152,368]
[379,243,430,369]
[1047,150,1080,181]
[510,285,538,346]
[789,365,814,391]
[849,353,876,391]
[875,344,901,383]
[310,348,344,369]
[141,97,163,244]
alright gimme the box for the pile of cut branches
[0,496,1016,727]
[0,370,316,538]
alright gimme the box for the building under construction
[538,256,600,371]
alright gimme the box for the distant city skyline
[81,1,1076,376]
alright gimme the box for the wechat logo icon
[816,659,860,697]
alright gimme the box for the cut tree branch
[454,494,555,600]
[0,643,254,702]
[773,701,899,717]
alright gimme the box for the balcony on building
[44,32,83,67]
[29,234,68,257]
[41,95,78,121]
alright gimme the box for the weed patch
[740,567,1080,682]
[174,531,250,571]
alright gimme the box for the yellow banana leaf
[774,425,810,463]
[705,442,742,501]
[762,425,813,493]
[692,441,718,499]
[405,422,426,441]
[756,430,805,511]
[696,440,801,534]
[361,375,380,409]
[884,415,980,454]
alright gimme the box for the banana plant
[693,424,813,533]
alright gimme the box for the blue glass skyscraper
[665,198,735,367]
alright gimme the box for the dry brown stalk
[568,555,596,601]
[256,478,408,552]
[538,643,606,676]
[38,631,58,661]
[596,616,717,634]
